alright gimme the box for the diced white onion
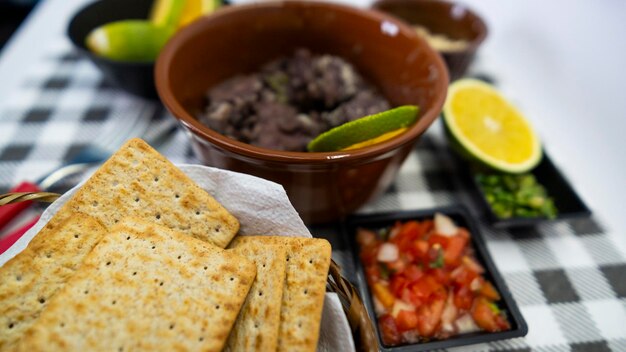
[456,314,480,334]
[389,226,401,239]
[373,296,386,316]
[435,213,458,237]
[391,300,415,318]
[441,290,458,328]
[401,330,421,343]
[450,265,464,279]
[377,243,399,262]
[463,256,485,274]
[442,322,455,333]
[356,228,377,247]
[470,277,482,291]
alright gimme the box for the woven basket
[0,191,379,351]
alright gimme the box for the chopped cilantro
[488,302,501,314]
[378,227,391,241]
[379,263,390,280]
[429,248,444,269]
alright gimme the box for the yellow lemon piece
[307,105,419,152]
[151,0,222,28]
[341,128,408,151]
[86,20,175,62]
[178,0,222,28]
[177,0,203,27]
[150,0,186,27]
[443,79,542,173]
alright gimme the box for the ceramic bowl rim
[155,0,449,164]
[372,0,488,52]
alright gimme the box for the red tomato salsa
[357,213,510,346]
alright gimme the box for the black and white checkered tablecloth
[0,40,624,352]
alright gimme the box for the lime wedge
[307,105,419,152]
[86,20,175,62]
[443,79,542,173]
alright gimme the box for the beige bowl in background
[373,0,487,81]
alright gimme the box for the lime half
[443,79,542,173]
[86,20,175,62]
[307,105,419,152]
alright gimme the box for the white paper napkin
[0,164,355,352]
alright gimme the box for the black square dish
[462,151,592,228]
[346,205,528,351]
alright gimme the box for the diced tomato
[402,252,415,263]
[360,245,379,266]
[401,287,422,307]
[404,264,424,282]
[400,220,421,240]
[479,281,501,301]
[373,282,395,308]
[454,286,474,311]
[451,265,478,288]
[472,297,510,332]
[444,235,468,265]
[387,258,406,274]
[364,265,380,284]
[420,220,434,238]
[390,275,410,297]
[430,268,451,286]
[363,217,509,345]
[412,240,429,259]
[428,234,449,249]
[457,227,470,239]
[356,228,378,248]
[411,275,444,301]
[378,314,401,346]
[417,294,446,337]
[396,310,419,331]
[392,220,421,253]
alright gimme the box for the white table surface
[0,1,624,350]
[0,0,624,250]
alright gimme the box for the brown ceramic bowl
[373,0,487,81]
[155,1,448,224]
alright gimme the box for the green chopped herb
[265,72,289,103]
[476,172,558,219]
[378,227,391,241]
[429,248,444,269]
[379,263,390,280]
[488,302,501,314]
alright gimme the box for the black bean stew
[200,49,390,152]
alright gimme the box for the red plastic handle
[0,216,40,255]
[0,181,41,231]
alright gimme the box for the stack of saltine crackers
[0,139,331,352]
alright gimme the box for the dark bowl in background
[347,206,528,351]
[67,0,158,99]
[373,0,487,81]
[155,1,449,224]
